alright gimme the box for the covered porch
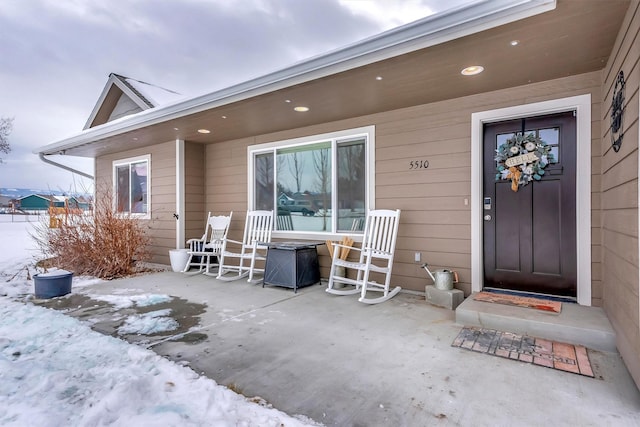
[39,271,640,425]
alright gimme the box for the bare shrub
[33,188,151,279]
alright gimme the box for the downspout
[38,153,94,180]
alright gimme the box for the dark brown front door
[483,112,577,297]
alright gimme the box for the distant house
[17,194,53,211]
[0,195,12,209]
[277,193,294,206]
[16,194,91,213]
[51,195,67,208]
[67,195,92,211]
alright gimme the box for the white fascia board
[83,74,120,130]
[37,0,555,156]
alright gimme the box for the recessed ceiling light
[197,129,211,134]
[461,65,484,76]
[294,106,309,112]
[173,127,179,131]
[375,76,383,81]
[133,137,138,141]
[285,99,291,103]
[510,40,519,46]
[221,116,227,119]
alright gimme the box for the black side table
[262,241,324,292]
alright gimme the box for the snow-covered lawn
[0,218,320,426]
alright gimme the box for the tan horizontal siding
[377,182,470,199]
[96,140,176,264]
[205,71,603,297]
[184,142,206,245]
[600,0,640,389]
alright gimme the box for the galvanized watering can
[421,264,459,290]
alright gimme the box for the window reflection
[337,138,366,232]
[538,128,559,163]
[115,160,148,214]
[496,133,515,150]
[276,142,332,232]
[252,133,368,234]
[254,152,274,210]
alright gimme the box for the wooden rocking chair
[183,212,232,276]
[217,210,273,283]
[326,209,401,304]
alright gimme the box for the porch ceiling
[53,0,629,157]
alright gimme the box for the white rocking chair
[183,212,233,276]
[217,210,273,283]
[326,209,401,304]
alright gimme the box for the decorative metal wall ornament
[610,70,625,152]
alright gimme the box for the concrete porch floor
[58,272,639,426]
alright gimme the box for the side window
[113,156,150,216]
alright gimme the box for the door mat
[483,288,576,304]
[474,291,562,313]
[452,327,594,377]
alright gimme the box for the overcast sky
[0,0,471,192]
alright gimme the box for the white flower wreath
[495,133,554,192]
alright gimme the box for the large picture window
[113,155,150,216]
[249,127,373,235]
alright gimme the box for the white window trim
[112,154,151,219]
[248,125,376,240]
[471,94,591,305]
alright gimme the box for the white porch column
[176,138,185,249]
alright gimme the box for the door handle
[484,214,492,221]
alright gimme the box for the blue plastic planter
[33,270,73,299]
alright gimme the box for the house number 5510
[409,160,429,170]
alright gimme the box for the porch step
[455,296,617,352]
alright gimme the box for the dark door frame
[470,95,592,306]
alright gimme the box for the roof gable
[18,194,52,202]
[84,73,182,130]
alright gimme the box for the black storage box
[263,242,321,292]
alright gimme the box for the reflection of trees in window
[115,160,148,214]
[313,147,331,231]
[131,163,146,213]
[252,132,368,234]
[116,165,129,212]
[337,139,365,231]
[254,152,274,210]
[338,139,365,210]
[288,152,304,193]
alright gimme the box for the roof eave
[36,0,555,156]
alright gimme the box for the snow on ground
[117,309,179,336]
[0,217,321,426]
[93,293,174,309]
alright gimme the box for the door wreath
[495,133,554,192]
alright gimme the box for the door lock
[483,197,491,210]
[484,214,492,221]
